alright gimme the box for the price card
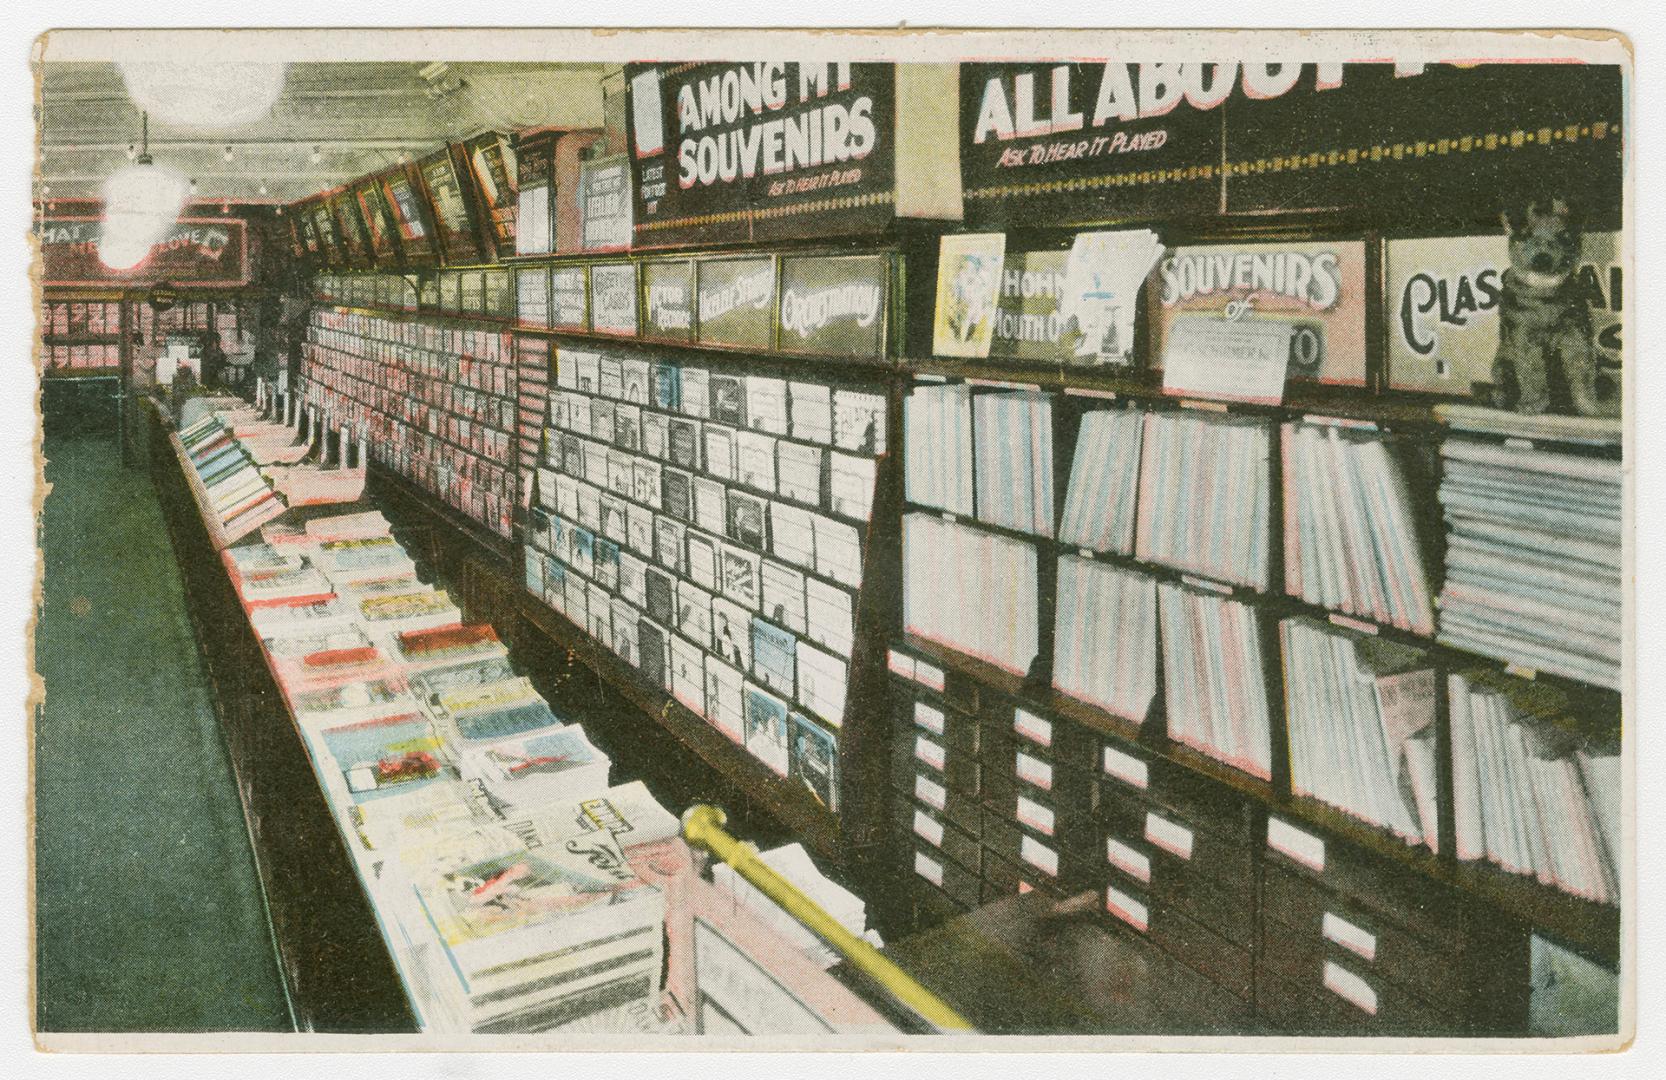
[1015,751,1053,791]
[914,774,947,811]
[913,701,946,736]
[1102,744,1150,789]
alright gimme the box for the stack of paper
[903,512,1039,676]
[972,389,1055,537]
[1283,422,1435,634]
[1449,672,1620,903]
[903,382,975,516]
[1052,556,1157,723]
[1437,440,1622,689]
[712,843,880,970]
[1158,582,1272,780]
[1057,408,1144,555]
[1135,411,1271,588]
[178,414,287,541]
[459,723,612,814]
[1279,617,1439,847]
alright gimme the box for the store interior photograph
[30,37,1628,1042]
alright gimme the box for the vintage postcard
[19,18,1637,1065]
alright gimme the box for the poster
[468,132,519,259]
[382,168,436,263]
[1385,231,1622,397]
[1149,239,1369,386]
[986,250,1067,363]
[626,62,897,247]
[643,260,695,341]
[932,233,1006,359]
[418,148,481,264]
[515,132,555,256]
[355,178,400,265]
[1060,229,1165,367]
[580,156,634,252]
[552,265,589,330]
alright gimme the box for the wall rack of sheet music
[520,336,899,861]
[892,370,1621,979]
[313,269,517,323]
[300,304,521,541]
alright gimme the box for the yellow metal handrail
[681,804,975,1033]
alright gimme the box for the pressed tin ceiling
[37,61,607,205]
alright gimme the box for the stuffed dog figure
[1491,199,1619,417]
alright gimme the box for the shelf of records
[313,246,897,362]
[884,639,1605,1035]
[175,407,899,1036]
[916,228,1624,430]
[302,306,520,540]
[894,378,1622,943]
[521,341,892,828]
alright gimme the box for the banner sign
[551,265,589,330]
[590,262,640,336]
[466,132,519,260]
[40,217,250,287]
[960,62,1624,229]
[777,254,889,357]
[626,61,897,247]
[1385,232,1622,396]
[1149,240,1368,387]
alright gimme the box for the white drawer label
[1322,912,1378,962]
[1016,794,1055,836]
[1323,960,1379,1015]
[1016,751,1053,790]
[1013,707,1052,747]
[915,662,945,690]
[1268,816,1326,872]
[914,850,944,887]
[914,701,946,736]
[1144,813,1195,860]
[1106,837,1151,882]
[915,734,947,771]
[915,774,946,810]
[1105,885,1149,931]
[912,810,945,848]
[887,649,915,678]
[1020,835,1059,877]
[1102,744,1149,789]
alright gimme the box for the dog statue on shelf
[1490,198,1620,418]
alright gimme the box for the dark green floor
[35,429,293,1032]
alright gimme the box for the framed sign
[355,176,402,266]
[417,146,483,265]
[517,266,551,328]
[1385,231,1622,396]
[310,200,342,267]
[514,131,556,256]
[39,216,251,287]
[777,254,889,357]
[626,62,898,248]
[439,271,462,315]
[986,249,1068,363]
[484,268,514,319]
[551,264,590,330]
[1150,239,1369,387]
[381,166,437,266]
[328,190,371,269]
[696,256,776,349]
[590,262,639,336]
[466,131,519,260]
[579,155,633,252]
[642,259,695,341]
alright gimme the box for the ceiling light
[258,182,268,196]
[311,145,322,165]
[126,144,137,161]
[189,178,199,197]
[118,62,288,130]
[224,145,235,163]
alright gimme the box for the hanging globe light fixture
[98,112,189,271]
[118,61,287,130]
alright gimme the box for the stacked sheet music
[1449,673,1620,904]
[1158,582,1272,779]
[712,843,882,971]
[972,389,1055,536]
[1057,407,1144,555]
[903,512,1040,676]
[219,501,684,1034]
[1282,422,1435,634]
[1135,411,1272,588]
[904,381,975,516]
[177,413,287,542]
[1052,555,1157,723]
[1436,439,1622,689]
[1279,617,1439,848]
